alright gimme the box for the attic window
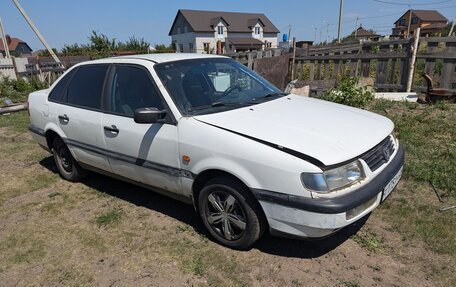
[399,19,406,26]
[255,27,261,35]
[217,26,224,35]
[411,17,419,24]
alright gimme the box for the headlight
[301,160,365,193]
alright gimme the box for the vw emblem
[382,146,391,161]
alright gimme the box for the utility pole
[326,23,329,43]
[406,8,413,38]
[354,18,359,38]
[314,27,317,42]
[288,25,292,45]
[12,0,62,65]
[337,0,343,43]
[0,17,11,58]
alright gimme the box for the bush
[322,76,373,108]
[0,77,49,103]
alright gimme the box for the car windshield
[154,58,285,115]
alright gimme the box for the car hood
[194,95,394,167]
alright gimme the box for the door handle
[104,125,119,134]
[58,114,69,122]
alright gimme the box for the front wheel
[52,137,86,182]
[198,177,266,249]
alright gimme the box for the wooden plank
[400,41,412,91]
[247,53,254,69]
[256,51,263,59]
[349,60,357,77]
[389,58,397,85]
[362,38,410,47]
[419,36,456,43]
[440,41,456,89]
[316,60,321,80]
[416,53,456,60]
[309,62,315,81]
[295,52,407,61]
[333,59,340,80]
[423,41,438,77]
[324,60,330,80]
[376,83,405,90]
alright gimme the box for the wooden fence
[2,38,454,93]
[292,36,456,91]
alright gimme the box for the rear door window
[48,68,77,102]
[66,64,108,109]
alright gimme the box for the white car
[28,54,404,249]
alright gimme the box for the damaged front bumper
[252,144,405,239]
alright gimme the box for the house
[348,26,380,41]
[392,10,448,37]
[0,35,33,57]
[169,9,280,54]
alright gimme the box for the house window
[255,27,261,35]
[399,19,406,26]
[179,44,184,53]
[189,43,194,52]
[203,42,210,53]
[177,27,182,34]
[217,26,224,36]
[411,17,419,24]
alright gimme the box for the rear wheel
[52,137,86,182]
[198,177,265,249]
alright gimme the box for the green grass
[95,209,123,226]
[351,231,386,253]
[0,111,30,133]
[368,101,456,197]
[367,101,456,257]
[1,234,46,265]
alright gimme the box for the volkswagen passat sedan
[28,54,404,249]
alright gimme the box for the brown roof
[0,36,26,51]
[226,38,264,46]
[350,27,378,37]
[395,10,448,24]
[169,9,280,35]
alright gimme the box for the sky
[1,0,456,51]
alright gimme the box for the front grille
[361,136,395,172]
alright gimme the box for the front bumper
[252,144,405,238]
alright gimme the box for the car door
[55,64,111,172]
[101,64,181,193]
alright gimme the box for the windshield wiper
[250,92,289,103]
[187,101,246,112]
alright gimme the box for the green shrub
[0,77,48,103]
[322,76,373,108]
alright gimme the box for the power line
[373,0,454,5]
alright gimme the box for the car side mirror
[134,107,167,124]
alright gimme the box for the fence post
[290,37,296,80]
[407,28,420,92]
[247,52,254,69]
[400,40,413,91]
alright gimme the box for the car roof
[85,53,229,65]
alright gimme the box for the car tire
[198,177,266,250]
[52,137,86,182]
